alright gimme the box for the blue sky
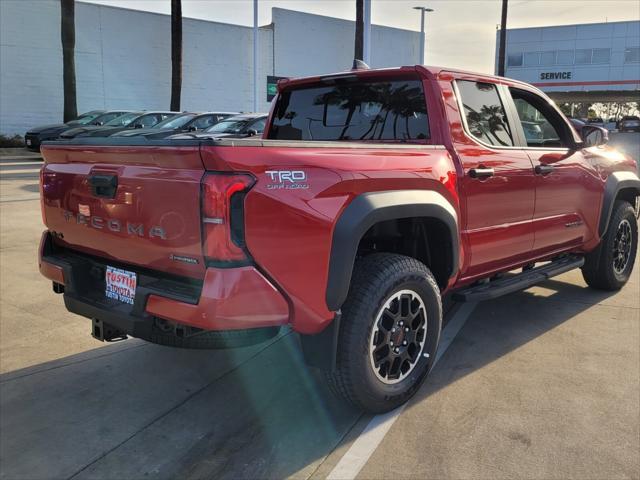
[82,0,640,73]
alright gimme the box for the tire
[582,200,638,290]
[150,320,280,349]
[326,253,442,413]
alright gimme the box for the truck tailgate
[40,144,206,279]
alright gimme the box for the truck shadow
[0,277,624,480]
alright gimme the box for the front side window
[250,118,267,133]
[269,78,429,142]
[510,88,568,148]
[457,80,513,147]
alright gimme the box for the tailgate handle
[88,174,118,198]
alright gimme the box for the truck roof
[277,64,539,94]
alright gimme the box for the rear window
[269,78,429,142]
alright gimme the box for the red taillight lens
[39,166,47,226]
[201,173,254,263]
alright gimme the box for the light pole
[253,0,258,112]
[413,6,433,64]
[363,0,371,65]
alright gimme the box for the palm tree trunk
[60,0,77,122]
[170,0,182,111]
[354,0,364,61]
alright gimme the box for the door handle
[468,167,494,179]
[535,164,554,175]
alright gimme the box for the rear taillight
[201,173,255,264]
[39,166,47,225]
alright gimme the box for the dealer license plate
[105,266,137,305]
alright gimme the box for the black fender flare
[325,190,459,311]
[598,171,640,237]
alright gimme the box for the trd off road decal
[265,170,309,190]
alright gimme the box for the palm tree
[60,0,77,122]
[170,0,182,111]
[354,0,364,61]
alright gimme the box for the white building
[496,20,640,106]
[0,1,420,135]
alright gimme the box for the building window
[507,53,523,67]
[592,48,611,64]
[575,49,592,64]
[625,47,640,63]
[540,51,556,66]
[524,52,540,66]
[556,50,573,65]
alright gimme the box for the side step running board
[452,255,585,303]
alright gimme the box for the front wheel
[326,253,442,413]
[582,200,638,290]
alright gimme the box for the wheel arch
[599,171,640,237]
[325,190,459,312]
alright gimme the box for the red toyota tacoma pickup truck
[39,65,639,413]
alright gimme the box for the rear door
[40,143,206,279]
[452,78,536,280]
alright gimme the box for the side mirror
[134,123,143,129]
[187,125,197,132]
[581,125,608,147]
[246,129,258,137]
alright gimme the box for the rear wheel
[327,253,442,413]
[582,200,638,290]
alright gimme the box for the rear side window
[456,80,514,147]
[269,78,429,142]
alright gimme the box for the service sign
[539,71,572,80]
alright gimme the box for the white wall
[273,8,420,77]
[0,2,420,136]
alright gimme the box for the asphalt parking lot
[0,135,639,480]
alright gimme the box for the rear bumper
[38,231,289,339]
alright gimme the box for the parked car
[114,112,237,139]
[58,111,136,139]
[587,117,605,127]
[58,111,143,139]
[618,116,640,132]
[171,113,268,139]
[24,110,105,150]
[38,65,640,413]
[77,112,179,137]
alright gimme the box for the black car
[77,112,179,137]
[113,112,238,139]
[25,110,105,151]
[58,111,137,139]
[171,113,268,140]
[619,116,640,132]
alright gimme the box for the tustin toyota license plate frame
[105,266,137,305]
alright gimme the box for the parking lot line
[326,302,478,480]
